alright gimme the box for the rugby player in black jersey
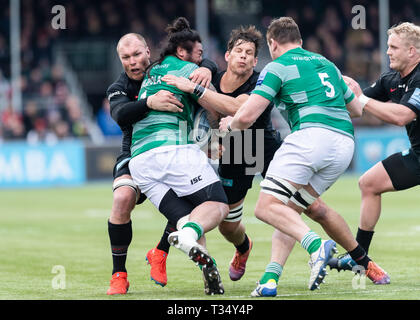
[331,22,420,275]
[106,32,216,295]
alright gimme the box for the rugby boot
[250,279,277,297]
[229,236,253,281]
[327,253,357,272]
[366,261,390,285]
[190,247,224,295]
[308,240,337,290]
[146,248,168,287]
[106,272,129,295]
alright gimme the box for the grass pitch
[1,175,420,300]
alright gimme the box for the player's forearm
[230,113,254,130]
[346,97,363,118]
[364,99,415,126]
[229,101,258,130]
[200,90,241,116]
[110,98,149,127]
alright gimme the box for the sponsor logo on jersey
[408,88,420,109]
[256,70,268,86]
[108,90,127,100]
[220,177,233,187]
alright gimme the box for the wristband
[359,94,370,110]
[193,84,206,98]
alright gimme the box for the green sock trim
[301,230,322,254]
[183,222,203,239]
[307,238,322,254]
[260,272,279,284]
[259,262,283,284]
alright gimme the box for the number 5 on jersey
[318,73,335,98]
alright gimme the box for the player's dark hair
[146,17,201,75]
[266,17,302,45]
[227,25,262,57]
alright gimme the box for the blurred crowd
[1,0,419,142]
[0,64,89,144]
[259,0,419,126]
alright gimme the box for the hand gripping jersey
[131,56,199,157]
[252,47,355,139]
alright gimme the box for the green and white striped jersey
[131,55,199,157]
[252,47,355,138]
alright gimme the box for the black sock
[235,233,250,254]
[156,222,176,253]
[348,244,371,269]
[108,220,132,274]
[356,228,375,255]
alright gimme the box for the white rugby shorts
[128,144,220,208]
[263,127,354,195]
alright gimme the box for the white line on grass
[159,287,420,300]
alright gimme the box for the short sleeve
[340,78,355,104]
[363,75,389,102]
[400,80,420,116]
[252,62,283,102]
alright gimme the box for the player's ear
[253,56,258,68]
[408,45,416,58]
[146,47,151,59]
[176,46,186,59]
[224,51,230,63]
[267,38,274,50]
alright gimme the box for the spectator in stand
[65,95,89,137]
[1,0,419,142]
[1,105,25,140]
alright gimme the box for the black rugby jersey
[364,63,420,156]
[214,70,279,177]
[212,70,274,130]
[107,72,147,158]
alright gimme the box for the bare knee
[255,197,271,222]
[111,187,137,223]
[219,220,240,235]
[209,202,229,223]
[358,173,378,196]
[219,203,230,220]
[305,198,328,223]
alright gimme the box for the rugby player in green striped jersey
[129,17,228,295]
[219,17,389,295]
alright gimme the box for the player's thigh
[169,146,222,198]
[129,145,221,207]
[358,161,394,194]
[182,181,228,208]
[128,153,170,208]
[113,154,146,204]
[378,149,420,191]
[159,189,195,227]
[264,133,316,186]
[263,128,347,192]
[219,173,253,205]
[308,130,354,195]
